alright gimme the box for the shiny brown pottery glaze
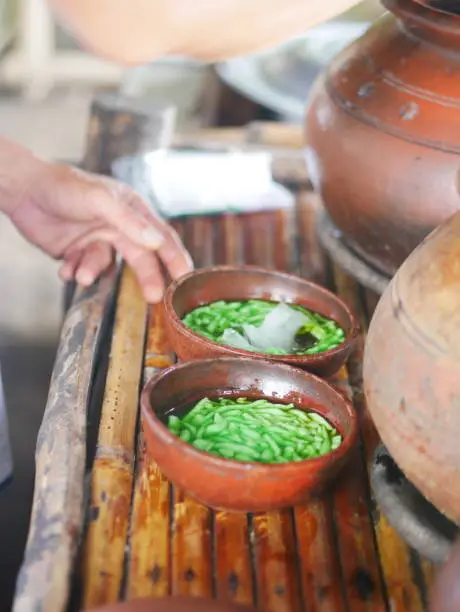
[163,265,358,378]
[141,358,358,512]
[306,0,460,276]
[87,596,255,612]
[364,211,460,524]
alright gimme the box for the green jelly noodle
[167,397,342,464]
[182,299,345,355]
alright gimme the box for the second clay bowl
[141,357,358,512]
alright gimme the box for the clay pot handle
[430,536,460,611]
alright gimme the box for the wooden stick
[214,512,253,606]
[167,221,215,602]
[125,440,172,600]
[246,121,304,149]
[82,267,147,609]
[170,489,213,598]
[126,304,175,599]
[324,362,387,612]
[13,270,117,612]
[294,498,347,612]
[252,511,302,612]
[174,122,303,150]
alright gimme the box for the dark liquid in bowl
[160,400,201,425]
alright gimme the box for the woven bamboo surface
[80,188,434,612]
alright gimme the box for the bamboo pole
[82,267,147,609]
[13,270,117,612]
[126,304,175,600]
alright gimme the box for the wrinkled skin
[0,140,192,302]
[22,0,360,299]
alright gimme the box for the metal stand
[370,443,459,565]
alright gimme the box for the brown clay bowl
[163,265,358,378]
[87,596,255,612]
[140,357,358,512]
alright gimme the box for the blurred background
[0,0,382,608]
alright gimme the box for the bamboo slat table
[13,123,435,612]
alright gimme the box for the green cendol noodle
[167,397,342,464]
[182,299,345,355]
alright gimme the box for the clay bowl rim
[140,357,359,475]
[163,265,359,366]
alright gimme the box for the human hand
[7,160,193,303]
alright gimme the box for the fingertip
[169,266,193,282]
[160,247,194,280]
[143,287,164,304]
[76,268,95,287]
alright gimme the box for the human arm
[0,137,192,303]
[48,0,362,65]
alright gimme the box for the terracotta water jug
[306,0,460,277]
[363,210,460,524]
